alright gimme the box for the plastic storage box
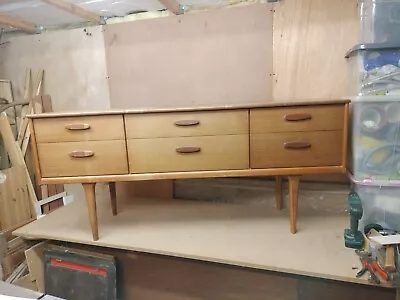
[350,96,400,181]
[359,0,400,44]
[346,43,400,96]
[352,179,400,232]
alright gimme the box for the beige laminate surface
[13,195,367,286]
[27,99,350,119]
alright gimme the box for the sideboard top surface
[27,99,350,119]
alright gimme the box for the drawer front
[128,135,249,173]
[250,131,343,168]
[250,105,344,133]
[38,140,128,177]
[125,110,248,139]
[33,115,125,143]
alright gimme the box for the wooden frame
[28,101,350,241]
[0,14,38,34]
[41,0,103,24]
[158,0,184,14]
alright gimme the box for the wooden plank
[158,0,183,14]
[0,112,38,217]
[38,165,346,185]
[42,0,102,23]
[14,274,39,291]
[272,0,359,101]
[104,4,273,109]
[6,261,28,283]
[25,241,47,292]
[0,14,37,34]
[0,166,32,230]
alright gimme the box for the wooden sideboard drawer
[128,135,249,173]
[38,140,128,177]
[250,131,343,168]
[33,115,125,143]
[125,110,248,139]
[250,105,344,134]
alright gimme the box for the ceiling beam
[158,0,184,14]
[0,14,38,34]
[42,0,103,24]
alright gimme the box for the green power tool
[344,190,364,249]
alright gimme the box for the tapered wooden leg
[275,177,283,210]
[83,183,99,241]
[288,176,300,234]
[109,182,117,216]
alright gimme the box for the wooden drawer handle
[174,120,200,127]
[69,150,94,158]
[284,113,312,122]
[65,124,91,130]
[284,141,311,149]
[176,146,201,154]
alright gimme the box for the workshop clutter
[350,96,400,182]
[346,44,400,96]
[352,180,400,232]
[359,0,400,44]
[346,0,400,96]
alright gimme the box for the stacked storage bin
[347,0,400,231]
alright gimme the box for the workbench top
[13,189,373,287]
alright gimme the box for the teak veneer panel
[250,131,343,168]
[33,115,125,143]
[128,135,249,173]
[38,140,128,177]
[250,105,344,134]
[125,110,248,139]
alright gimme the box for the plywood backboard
[104,4,273,109]
[273,0,359,101]
[0,26,110,112]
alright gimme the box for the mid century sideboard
[28,100,349,241]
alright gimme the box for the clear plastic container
[351,178,400,232]
[350,96,400,181]
[346,43,400,96]
[360,0,400,44]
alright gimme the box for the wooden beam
[158,0,184,14]
[0,14,37,34]
[42,0,102,23]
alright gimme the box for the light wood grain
[273,0,358,101]
[39,166,346,185]
[27,99,350,119]
[38,140,128,177]
[342,103,350,168]
[33,115,124,143]
[250,105,344,134]
[250,131,343,168]
[83,183,98,241]
[25,241,47,292]
[128,135,249,173]
[0,167,31,231]
[289,176,300,234]
[125,110,248,139]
